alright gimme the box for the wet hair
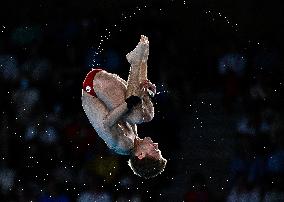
[128,155,167,179]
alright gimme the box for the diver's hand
[140,80,156,97]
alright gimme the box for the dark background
[1,0,284,201]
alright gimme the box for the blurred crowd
[221,43,284,201]
[1,3,284,202]
[183,40,284,201]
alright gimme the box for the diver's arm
[103,95,141,128]
[138,80,156,122]
[102,101,139,155]
[82,91,135,155]
[141,94,155,122]
[103,102,128,128]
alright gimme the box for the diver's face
[136,137,162,159]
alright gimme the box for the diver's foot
[126,35,149,66]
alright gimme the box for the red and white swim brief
[82,68,103,97]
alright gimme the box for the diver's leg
[125,64,140,98]
[126,35,149,98]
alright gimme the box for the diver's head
[128,137,167,179]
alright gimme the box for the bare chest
[111,122,135,140]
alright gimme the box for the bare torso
[82,71,138,155]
